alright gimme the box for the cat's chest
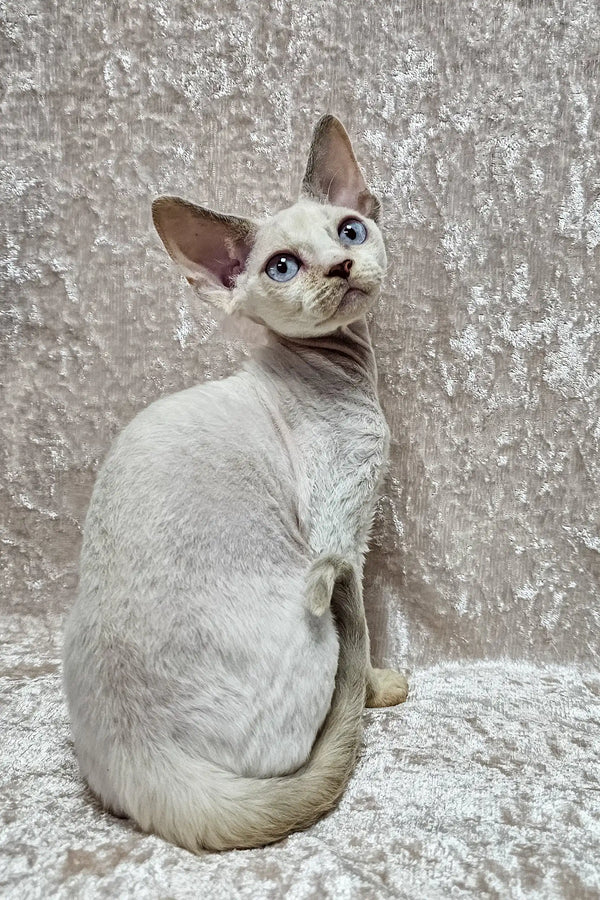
[287,386,389,555]
[296,384,390,498]
[323,394,388,467]
[249,346,389,551]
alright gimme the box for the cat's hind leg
[366,668,408,707]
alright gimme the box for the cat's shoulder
[105,370,262,462]
[129,371,252,426]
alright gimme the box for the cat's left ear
[302,115,381,222]
[152,196,256,312]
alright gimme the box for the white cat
[62,115,408,852]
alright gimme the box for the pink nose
[326,258,353,279]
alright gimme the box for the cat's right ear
[302,115,381,222]
[152,197,256,312]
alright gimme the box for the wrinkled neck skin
[244,313,388,568]
[260,316,378,392]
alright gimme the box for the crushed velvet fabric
[2,651,599,897]
[1,0,599,895]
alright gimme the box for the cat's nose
[326,258,353,279]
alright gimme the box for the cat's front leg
[365,667,409,707]
[305,556,409,707]
[350,557,409,708]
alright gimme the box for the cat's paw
[305,562,335,616]
[366,668,409,708]
[305,555,351,617]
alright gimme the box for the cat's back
[78,368,302,597]
[109,370,269,472]
[65,368,336,782]
[93,368,289,506]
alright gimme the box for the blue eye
[338,219,367,245]
[265,253,301,282]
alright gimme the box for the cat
[62,115,408,853]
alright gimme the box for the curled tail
[103,555,367,852]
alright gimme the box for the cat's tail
[107,554,367,852]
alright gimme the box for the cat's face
[153,115,386,339]
[234,199,386,338]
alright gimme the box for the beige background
[2,1,600,896]
[3,0,599,667]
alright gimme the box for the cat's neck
[264,317,378,389]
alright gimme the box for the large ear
[302,115,381,222]
[152,196,256,310]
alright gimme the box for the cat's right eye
[265,253,301,283]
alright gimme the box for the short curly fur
[63,115,408,853]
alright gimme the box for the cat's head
[152,115,386,338]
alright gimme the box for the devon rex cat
[63,115,408,852]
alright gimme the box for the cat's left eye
[338,218,367,246]
[265,253,301,282]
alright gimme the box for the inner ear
[302,115,381,222]
[152,197,256,288]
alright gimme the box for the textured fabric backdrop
[2,0,599,897]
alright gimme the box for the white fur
[63,116,407,852]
